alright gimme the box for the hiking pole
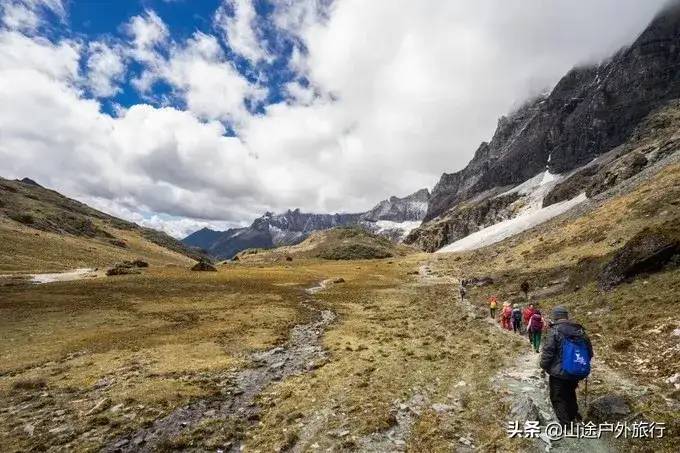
[585,377,589,411]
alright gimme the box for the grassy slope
[0,177,197,272]
[235,227,415,264]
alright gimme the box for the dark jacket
[540,319,593,380]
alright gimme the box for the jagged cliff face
[424,4,680,224]
[360,189,430,222]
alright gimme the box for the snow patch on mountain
[437,192,587,253]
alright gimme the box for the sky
[0,0,669,238]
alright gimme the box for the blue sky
[0,0,667,237]
[54,0,305,121]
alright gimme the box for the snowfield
[437,192,587,253]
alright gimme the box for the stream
[105,282,336,452]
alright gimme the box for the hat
[551,306,569,320]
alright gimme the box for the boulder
[466,276,494,287]
[510,395,542,424]
[191,260,217,272]
[600,224,680,289]
[587,395,631,423]
[106,264,140,276]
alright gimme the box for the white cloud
[157,32,265,123]
[124,9,168,64]
[0,30,79,81]
[1,0,65,32]
[86,41,126,97]
[0,0,671,239]
[215,0,270,63]
[125,11,265,124]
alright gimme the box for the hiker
[526,309,544,352]
[489,296,498,318]
[512,304,522,333]
[459,281,467,302]
[501,302,513,330]
[540,306,593,425]
[523,303,535,341]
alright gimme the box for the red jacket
[523,307,535,324]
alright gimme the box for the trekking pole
[585,377,589,411]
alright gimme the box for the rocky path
[105,282,336,452]
[419,260,619,452]
[497,353,613,452]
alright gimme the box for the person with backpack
[523,303,536,341]
[512,304,522,333]
[489,296,498,319]
[501,302,513,330]
[540,306,593,425]
[526,309,544,352]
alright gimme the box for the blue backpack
[561,336,591,379]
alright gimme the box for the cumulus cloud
[215,0,270,63]
[1,0,65,32]
[0,0,671,237]
[126,11,265,124]
[85,41,126,97]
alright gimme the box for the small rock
[110,403,124,413]
[459,437,471,446]
[23,423,35,436]
[333,277,345,284]
[431,403,454,414]
[587,394,631,423]
[510,395,541,424]
[666,373,680,389]
[93,377,113,389]
[86,397,112,416]
[113,439,129,449]
[55,409,66,416]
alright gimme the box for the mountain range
[182,189,430,259]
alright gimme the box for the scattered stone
[332,277,345,284]
[431,403,455,414]
[191,260,217,272]
[113,439,129,449]
[109,239,127,248]
[466,276,494,287]
[86,397,112,416]
[510,395,541,424]
[94,377,113,389]
[106,263,141,276]
[587,395,631,423]
[666,373,680,389]
[111,403,124,413]
[23,423,35,436]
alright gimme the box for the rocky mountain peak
[423,4,680,223]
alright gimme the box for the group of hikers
[489,296,545,352]
[465,283,593,426]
